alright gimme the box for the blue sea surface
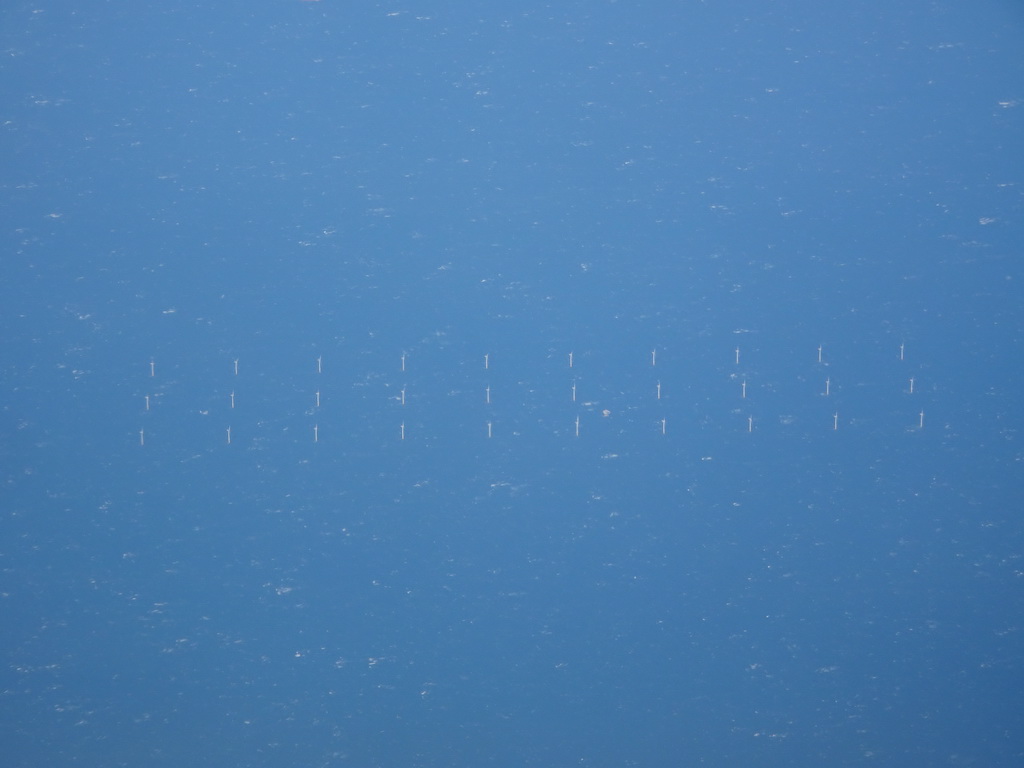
[2,1,1022,766]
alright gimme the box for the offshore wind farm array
[132,340,931,452]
